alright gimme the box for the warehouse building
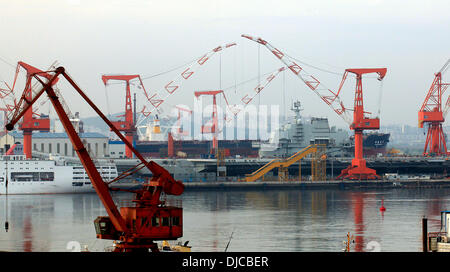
[0,131,109,158]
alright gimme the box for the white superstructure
[0,155,118,194]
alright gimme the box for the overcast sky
[0,0,449,129]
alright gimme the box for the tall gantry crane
[418,59,450,157]
[173,105,192,139]
[6,65,185,252]
[102,74,148,158]
[194,90,230,155]
[242,34,387,180]
[8,61,58,159]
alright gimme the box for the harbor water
[0,187,448,252]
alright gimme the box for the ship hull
[136,139,259,158]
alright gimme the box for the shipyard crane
[138,42,236,129]
[194,90,231,155]
[6,65,185,252]
[242,34,387,180]
[173,105,192,139]
[418,59,450,157]
[7,61,59,159]
[102,74,148,158]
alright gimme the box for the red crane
[418,59,450,157]
[242,34,387,180]
[8,62,58,159]
[337,68,387,180]
[6,66,185,252]
[102,74,148,158]
[174,105,192,139]
[194,90,230,155]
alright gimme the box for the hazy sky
[0,0,449,129]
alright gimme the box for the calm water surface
[0,187,448,252]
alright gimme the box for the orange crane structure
[418,59,450,157]
[6,65,185,252]
[8,62,57,159]
[174,105,192,139]
[194,90,230,155]
[242,34,387,180]
[102,74,148,158]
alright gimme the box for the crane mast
[174,105,192,139]
[102,75,148,158]
[418,59,450,156]
[338,68,386,180]
[242,34,387,180]
[195,90,230,155]
[9,62,57,158]
[6,65,185,252]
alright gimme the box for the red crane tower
[337,68,387,180]
[6,66,185,252]
[9,62,57,159]
[194,90,230,155]
[174,105,192,138]
[242,34,387,180]
[418,59,450,157]
[102,75,148,158]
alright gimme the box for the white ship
[0,155,118,195]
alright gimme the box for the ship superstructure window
[11,172,54,182]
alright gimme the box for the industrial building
[0,131,109,158]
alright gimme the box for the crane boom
[227,67,285,118]
[242,34,352,125]
[137,42,237,128]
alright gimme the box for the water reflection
[0,188,450,252]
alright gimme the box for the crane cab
[94,206,183,241]
[121,206,183,240]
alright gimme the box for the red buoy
[380,198,386,212]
